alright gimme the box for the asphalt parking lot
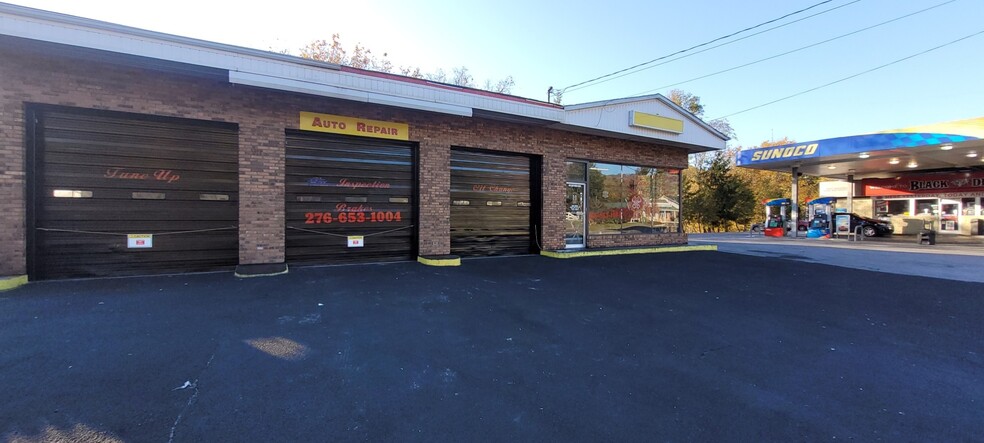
[1,251,982,442]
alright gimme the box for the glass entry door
[565,183,586,248]
[940,199,960,232]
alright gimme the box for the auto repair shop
[0,4,727,281]
[736,117,984,236]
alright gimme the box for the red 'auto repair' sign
[862,171,984,196]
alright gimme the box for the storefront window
[915,199,937,216]
[588,163,624,234]
[885,199,910,216]
[586,162,680,235]
[657,169,681,233]
[620,166,647,234]
[565,161,587,182]
[962,197,977,215]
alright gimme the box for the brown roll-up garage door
[285,131,416,265]
[451,148,536,257]
[27,106,239,280]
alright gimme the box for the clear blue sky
[7,0,983,148]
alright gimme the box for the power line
[713,29,984,120]
[564,0,860,94]
[564,0,861,94]
[631,0,957,96]
[561,0,846,93]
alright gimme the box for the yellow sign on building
[630,111,684,134]
[299,112,409,141]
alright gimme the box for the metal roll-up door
[285,131,416,265]
[451,148,534,256]
[28,107,239,280]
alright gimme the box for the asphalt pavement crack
[167,352,215,443]
[700,345,732,358]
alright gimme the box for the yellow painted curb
[540,244,716,259]
[234,266,289,278]
[0,275,29,291]
[418,256,461,267]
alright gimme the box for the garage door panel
[285,131,416,266]
[45,141,238,164]
[286,166,414,182]
[451,150,530,164]
[43,113,237,143]
[42,163,238,190]
[41,187,238,202]
[31,107,239,279]
[41,255,238,277]
[43,151,239,173]
[450,148,533,257]
[287,150,411,165]
[39,218,236,230]
[40,235,237,255]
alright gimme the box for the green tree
[668,89,704,116]
[667,89,735,169]
[683,151,756,232]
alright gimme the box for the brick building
[0,4,726,281]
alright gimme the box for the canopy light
[826,165,837,170]
[907,161,919,168]
[940,144,953,151]
[888,158,900,165]
[968,151,979,158]
[858,152,870,159]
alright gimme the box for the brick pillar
[417,140,451,256]
[0,101,26,276]
[540,152,566,250]
[238,123,285,266]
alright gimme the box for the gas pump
[763,198,791,238]
[805,197,836,238]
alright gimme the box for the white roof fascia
[0,3,723,151]
[0,4,562,121]
[564,94,668,111]
[566,93,729,142]
[228,71,474,117]
[0,3,336,73]
[559,96,727,150]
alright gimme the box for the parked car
[835,213,894,237]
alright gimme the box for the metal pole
[847,170,855,215]
[791,167,799,237]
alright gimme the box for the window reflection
[586,162,680,235]
[588,163,623,234]
[565,161,587,182]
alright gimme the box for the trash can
[918,229,936,245]
[972,219,984,235]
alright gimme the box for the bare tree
[425,68,448,83]
[451,66,474,87]
[484,76,516,94]
[299,36,515,94]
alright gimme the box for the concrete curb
[540,244,717,259]
[417,255,461,267]
[0,275,29,291]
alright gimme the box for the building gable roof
[0,3,726,152]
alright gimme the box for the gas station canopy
[736,116,984,179]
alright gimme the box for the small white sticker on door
[127,234,153,249]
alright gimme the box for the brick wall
[0,41,690,276]
[0,75,27,275]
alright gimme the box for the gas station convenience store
[736,117,984,236]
